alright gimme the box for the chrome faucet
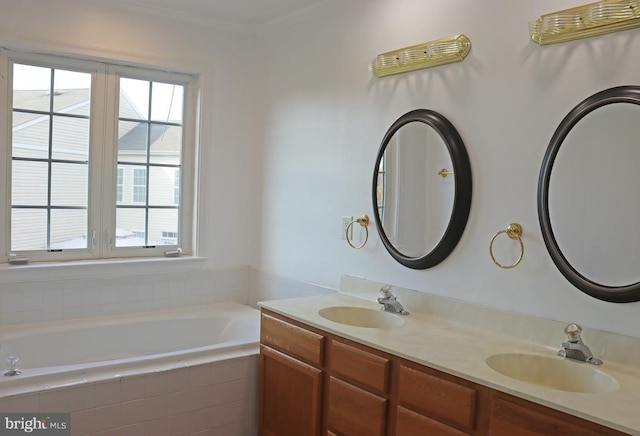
[377,286,409,315]
[557,323,602,365]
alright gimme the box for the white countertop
[259,292,640,435]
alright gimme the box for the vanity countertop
[259,292,640,435]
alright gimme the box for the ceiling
[119,0,328,27]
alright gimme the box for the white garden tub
[0,301,260,397]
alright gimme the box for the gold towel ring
[489,223,524,269]
[346,215,369,249]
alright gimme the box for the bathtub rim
[0,301,259,399]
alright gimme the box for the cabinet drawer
[329,339,390,394]
[489,395,622,436]
[398,365,477,432]
[328,376,387,436]
[261,313,324,366]
[396,406,470,436]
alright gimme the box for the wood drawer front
[489,396,623,436]
[330,339,390,394]
[261,313,324,366]
[396,406,470,436]
[328,376,387,436]
[398,365,477,432]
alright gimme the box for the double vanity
[257,86,640,435]
[258,276,640,435]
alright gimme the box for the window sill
[0,256,208,285]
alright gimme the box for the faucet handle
[379,285,394,298]
[564,323,583,342]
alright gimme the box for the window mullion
[46,68,55,250]
[98,66,119,258]
[0,50,8,261]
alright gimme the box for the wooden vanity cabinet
[259,310,629,436]
[259,312,325,436]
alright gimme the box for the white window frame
[0,49,197,263]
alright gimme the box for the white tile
[7,393,39,412]
[136,284,154,302]
[167,390,192,416]
[145,372,168,397]
[120,399,145,426]
[95,380,121,407]
[100,288,120,305]
[121,375,146,401]
[167,368,190,393]
[188,364,210,389]
[144,394,168,421]
[22,289,43,311]
[1,289,24,312]
[95,403,121,432]
[0,311,24,324]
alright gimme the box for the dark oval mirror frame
[371,109,472,269]
[538,85,640,303]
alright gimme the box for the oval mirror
[538,86,640,302]
[372,109,472,269]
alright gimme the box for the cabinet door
[259,345,323,436]
[328,376,387,436]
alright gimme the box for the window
[174,169,180,205]
[161,231,178,245]
[2,51,196,262]
[132,168,147,204]
[116,168,124,203]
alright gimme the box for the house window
[161,231,178,245]
[116,167,124,203]
[132,168,147,203]
[3,50,195,262]
[174,169,180,205]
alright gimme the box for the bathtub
[0,301,260,398]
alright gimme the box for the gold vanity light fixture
[530,0,640,45]
[370,34,471,78]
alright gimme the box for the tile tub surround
[0,266,251,326]
[0,356,258,436]
[259,287,640,434]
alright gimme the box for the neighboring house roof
[12,89,181,154]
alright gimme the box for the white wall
[256,0,640,337]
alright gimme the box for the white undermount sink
[486,352,620,393]
[318,306,405,329]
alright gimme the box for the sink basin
[486,353,619,393]
[318,306,405,329]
